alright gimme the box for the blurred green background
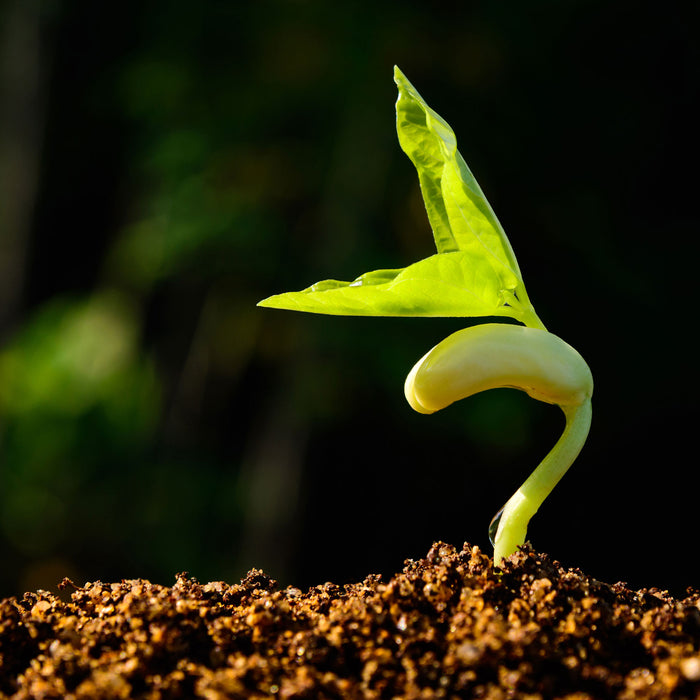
[0,0,698,598]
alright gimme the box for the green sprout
[258,67,593,566]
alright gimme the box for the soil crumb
[1,542,699,699]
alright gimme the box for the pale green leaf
[258,251,530,321]
[394,66,522,292]
[258,67,543,329]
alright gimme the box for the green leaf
[393,68,520,276]
[258,67,543,328]
[259,252,529,320]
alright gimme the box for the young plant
[259,67,593,566]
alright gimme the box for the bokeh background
[1,0,698,598]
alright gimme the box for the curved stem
[492,397,593,565]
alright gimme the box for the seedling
[259,67,593,566]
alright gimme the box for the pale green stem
[405,323,592,567]
[500,288,547,331]
[492,397,593,565]
[522,307,547,332]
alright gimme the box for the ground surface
[0,542,699,699]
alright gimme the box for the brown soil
[1,542,699,699]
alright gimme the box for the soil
[0,542,699,699]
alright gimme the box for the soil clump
[1,542,699,698]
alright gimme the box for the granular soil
[1,542,699,699]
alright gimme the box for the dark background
[0,0,698,598]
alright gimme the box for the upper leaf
[258,67,543,328]
[394,68,518,274]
